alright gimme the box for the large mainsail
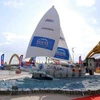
[25,6,60,58]
[54,29,72,62]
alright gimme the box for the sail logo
[31,36,55,50]
[55,49,66,57]
[45,19,54,22]
[59,37,65,41]
[37,38,48,47]
[41,27,54,31]
[54,47,69,60]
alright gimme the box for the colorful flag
[79,56,82,67]
[1,54,4,70]
[33,57,36,62]
[19,55,23,67]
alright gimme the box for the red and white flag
[79,56,82,67]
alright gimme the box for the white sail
[54,29,72,62]
[25,6,60,58]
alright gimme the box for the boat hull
[30,64,86,78]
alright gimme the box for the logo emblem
[39,64,44,69]
[36,38,48,47]
[55,49,66,57]
[45,19,54,22]
[41,27,54,31]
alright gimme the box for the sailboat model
[25,6,86,78]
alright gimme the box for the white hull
[30,64,86,78]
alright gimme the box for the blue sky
[0,0,100,63]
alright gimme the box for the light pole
[72,47,75,63]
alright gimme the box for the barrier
[0,88,100,96]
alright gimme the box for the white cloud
[90,17,97,24]
[0,42,10,46]
[75,0,95,7]
[88,7,96,12]
[1,32,30,53]
[3,32,16,42]
[0,32,31,63]
[2,32,30,42]
[3,0,23,8]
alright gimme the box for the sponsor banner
[47,65,64,71]
[24,62,30,66]
[45,19,54,22]
[79,56,82,66]
[31,36,55,50]
[1,54,4,70]
[19,55,23,66]
[41,27,54,31]
[1,54,4,65]
[20,62,32,68]
[54,47,69,60]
